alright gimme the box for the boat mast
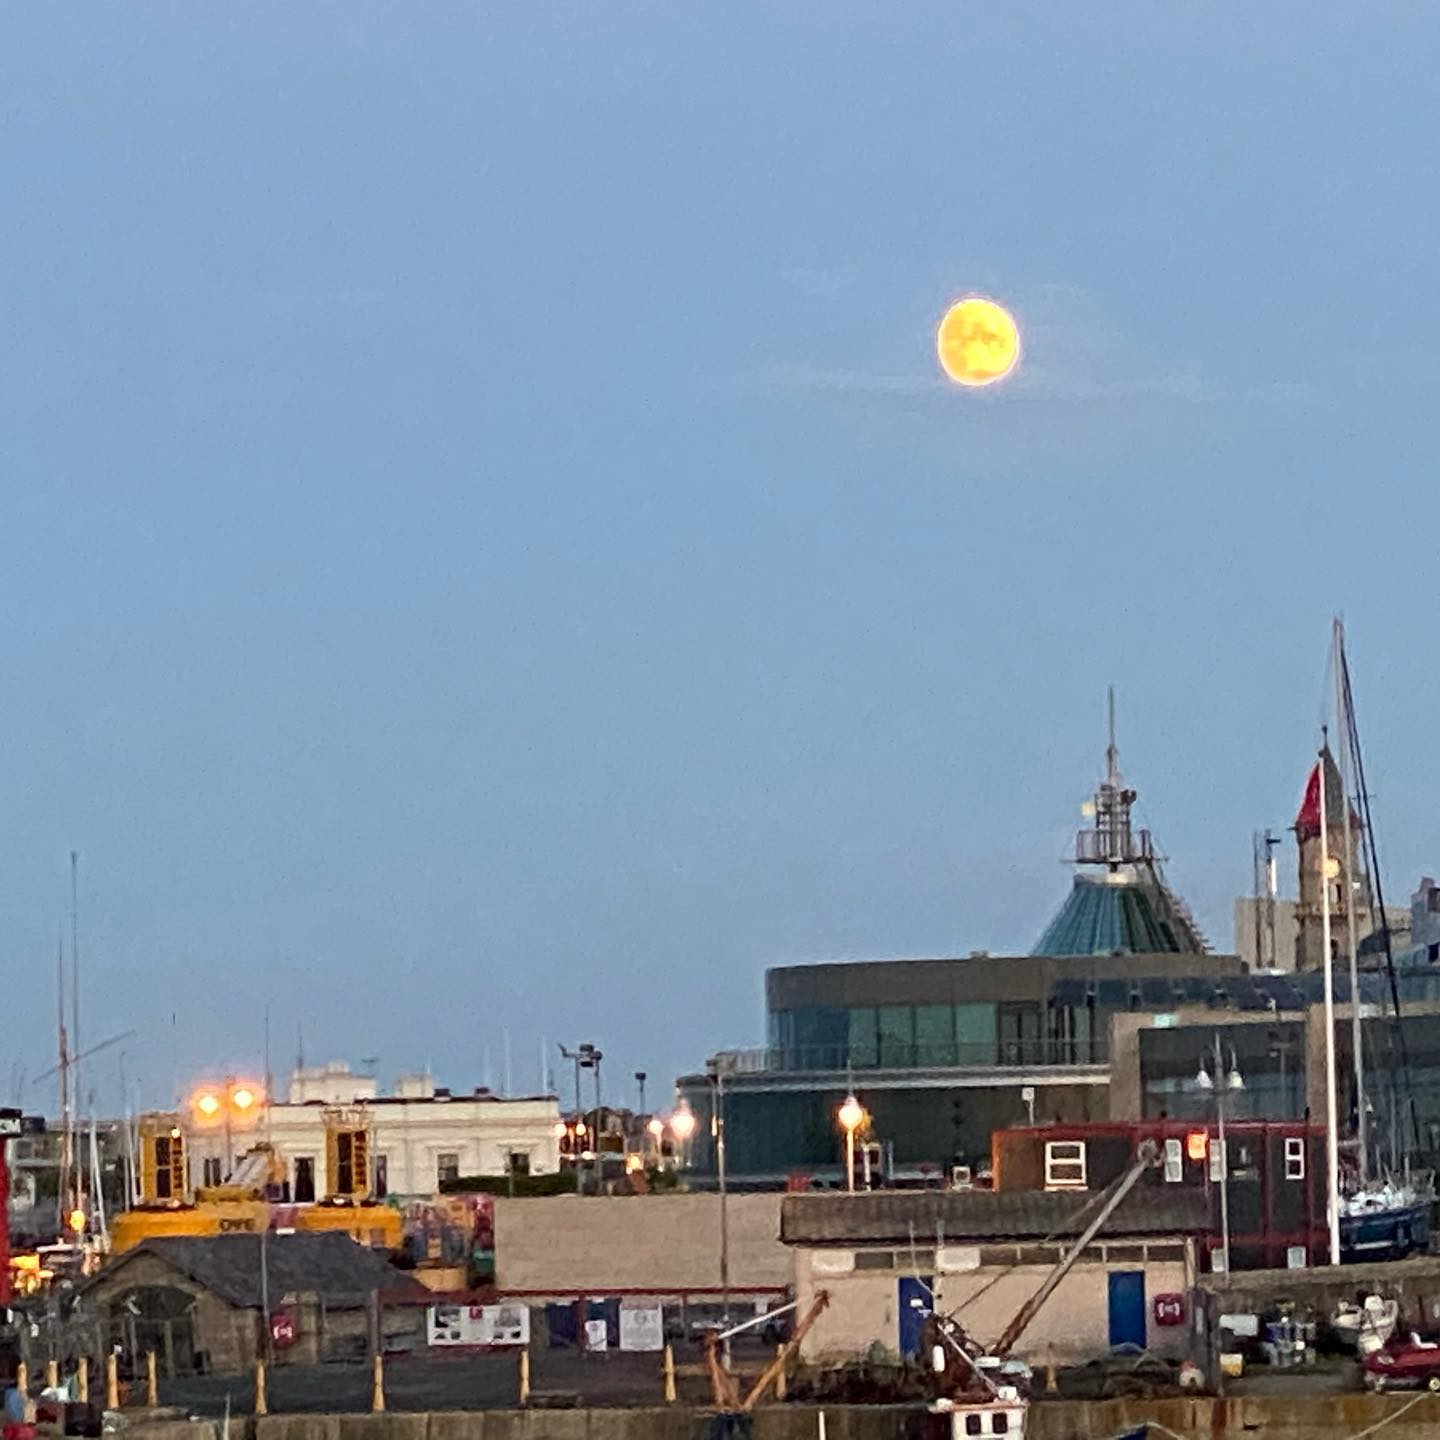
[1338,644,1421,1155]
[1334,619,1367,1182]
[56,933,71,1233]
[1318,739,1342,1265]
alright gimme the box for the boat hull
[1340,1202,1431,1263]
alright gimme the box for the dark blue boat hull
[1340,1202,1431,1262]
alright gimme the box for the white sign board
[618,1303,664,1352]
[584,1319,609,1352]
[427,1304,530,1348]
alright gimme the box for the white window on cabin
[1044,1140,1086,1189]
[1163,1137,1183,1183]
[1285,1137,1305,1181]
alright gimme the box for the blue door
[1108,1271,1147,1349]
[898,1275,934,1359]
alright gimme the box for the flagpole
[1319,741,1342,1266]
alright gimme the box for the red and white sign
[1153,1293,1186,1327]
[270,1311,298,1349]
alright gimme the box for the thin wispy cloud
[761,359,1206,404]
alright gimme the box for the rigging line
[1340,645,1420,1154]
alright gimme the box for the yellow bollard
[370,1352,385,1413]
[663,1343,676,1404]
[77,1357,89,1404]
[254,1359,268,1416]
[146,1352,158,1407]
[775,1344,787,1402]
[45,1360,58,1392]
[105,1353,119,1410]
[518,1349,530,1406]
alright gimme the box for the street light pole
[1213,1034,1231,1275]
[707,1060,730,1327]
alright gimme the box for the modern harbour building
[675,725,1440,1187]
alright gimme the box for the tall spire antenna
[1106,685,1118,787]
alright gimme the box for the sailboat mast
[1318,742,1342,1266]
[70,850,82,1221]
[1334,619,1368,1181]
[56,934,71,1231]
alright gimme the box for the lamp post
[669,1103,696,1172]
[705,1058,732,1326]
[559,1043,603,1193]
[838,1094,866,1193]
[192,1078,262,1179]
[1194,1034,1244,1273]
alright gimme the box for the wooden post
[15,1363,27,1401]
[518,1349,530,1406]
[370,1352,384,1413]
[663,1343,676,1403]
[254,1359,268,1416]
[146,1352,158,1407]
[774,1343,787,1401]
[44,1360,58,1392]
[105,1352,119,1410]
[1045,1344,1058,1394]
[77,1356,89,1404]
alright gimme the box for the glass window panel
[848,1007,879,1069]
[878,1006,915,1067]
[955,1004,997,1065]
[792,1006,848,1069]
[915,1005,955,1066]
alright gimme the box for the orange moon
[936,297,1020,388]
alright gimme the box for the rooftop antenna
[1106,685,1119,789]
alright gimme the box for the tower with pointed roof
[1293,747,1366,972]
[1032,691,1208,957]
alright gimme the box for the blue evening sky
[5,3,1440,1114]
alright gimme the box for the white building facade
[186,1063,562,1199]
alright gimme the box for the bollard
[775,1344,787,1402]
[663,1343,676,1404]
[371,1352,385,1413]
[77,1357,89,1404]
[518,1348,530,1406]
[45,1360,58,1392]
[1045,1344,1057,1394]
[15,1362,27,1400]
[105,1353,119,1410]
[146,1352,158,1407]
[254,1359,268,1416]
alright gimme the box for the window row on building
[765,1000,1104,1072]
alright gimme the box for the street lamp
[1192,1035,1243,1273]
[669,1104,696,1172]
[191,1077,265,1178]
[838,1094,866,1193]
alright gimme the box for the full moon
[936,296,1020,388]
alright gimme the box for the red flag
[1296,762,1322,840]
